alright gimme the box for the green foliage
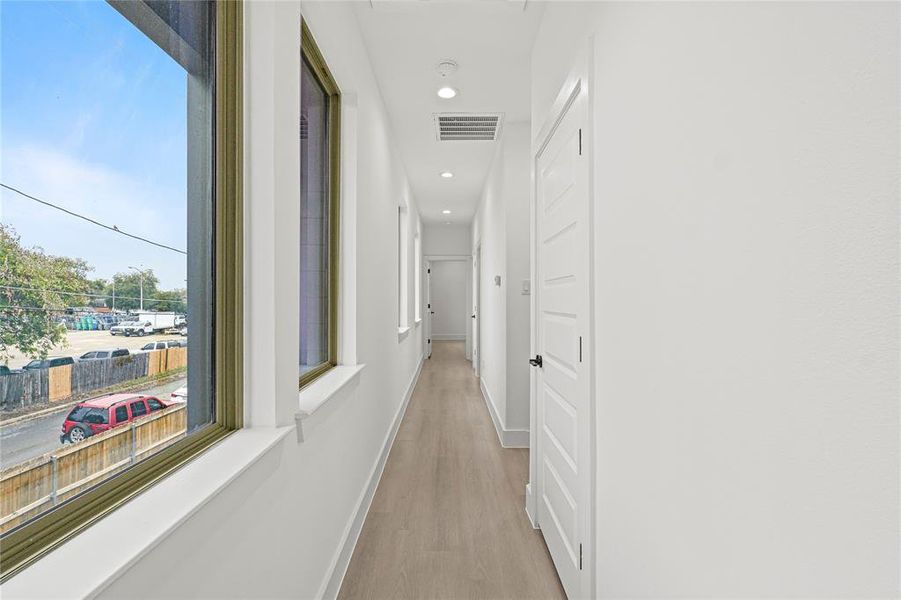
[109,270,159,311]
[148,289,187,312]
[0,225,92,361]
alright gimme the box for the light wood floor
[339,341,565,600]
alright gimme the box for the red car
[60,394,169,444]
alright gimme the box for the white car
[120,321,153,337]
[109,322,138,336]
[170,386,188,403]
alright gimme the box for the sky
[1,0,188,290]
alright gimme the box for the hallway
[339,342,564,599]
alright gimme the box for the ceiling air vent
[434,113,503,142]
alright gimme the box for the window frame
[414,233,422,323]
[0,0,244,581]
[299,20,341,389]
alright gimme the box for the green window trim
[299,20,341,390]
[0,0,244,582]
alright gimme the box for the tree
[0,225,92,362]
[110,270,159,312]
[148,289,187,313]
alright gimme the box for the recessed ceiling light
[440,171,454,178]
[442,210,452,214]
[437,86,457,99]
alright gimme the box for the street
[0,376,186,468]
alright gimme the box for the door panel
[426,261,432,358]
[535,87,590,599]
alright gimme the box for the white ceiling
[352,1,544,224]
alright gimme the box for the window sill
[397,326,411,340]
[0,426,293,599]
[414,318,422,326]
[295,364,365,442]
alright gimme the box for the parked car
[123,321,154,337]
[22,356,75,370]
[170,386,187,403]
[109,321,138,336]
[79,349,130,361]
[60,394,170,444]
[0,365,12,376]
[139,340,181,351]
[179,326,187,337]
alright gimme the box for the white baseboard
[431,334,465,341]
[479,378,530,449]
[525,482,538,529]
[319,357,424,600]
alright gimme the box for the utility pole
[129,265,146,311]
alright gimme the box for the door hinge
[578,128,582,155]
[579,336,582,362]
[427,303,431,308]
[428,268,431,273]
[579,543,583,570]
[427,338,430,344]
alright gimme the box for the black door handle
[471,314,476,319]
[529,355,543,368]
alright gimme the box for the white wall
[429,260,468,340]
[95,2,425,598]
[471,121,532,440]
[423,223,470,256]
[533,2,900,597]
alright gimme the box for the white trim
[295,364,366,442]
[320,357,424,600]
[0,427,294,599]
[423,254,469,262]
[525,483,538,529]
[479,379,529,449]
[431,333,464,341]
[397,325,411,339]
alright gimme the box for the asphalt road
[0,376,186,468]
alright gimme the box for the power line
[1,285,186,303]
[1,183,188,255]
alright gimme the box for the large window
[414,233,422,322]
[0,0,242,580]
[397,206,409,331]
[300,22,340,387]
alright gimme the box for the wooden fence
[0,403,187,533]
[0,348,187,413]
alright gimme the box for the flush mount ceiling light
[442,210,452,214]
[437,86,458,99]
[440,171,454,178]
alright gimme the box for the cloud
[0,144,188,289]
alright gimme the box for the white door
[425,260,432,358]
[534,87,590,598]
[472,247,480,376]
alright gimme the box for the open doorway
[425,256,471,362]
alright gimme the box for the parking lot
[4,330,187,369]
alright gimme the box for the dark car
[0,365,12,376]
[22,356,75,370]
[79,349,130,361]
